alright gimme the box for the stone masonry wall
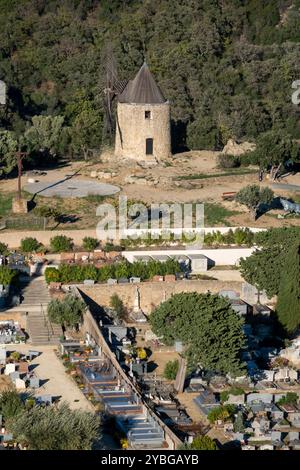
[115,102,171,161]
[80,279,243,313]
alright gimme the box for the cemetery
[0,347,41,392]
[56,280,300,450]
[0,321,26,344]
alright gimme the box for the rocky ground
[1,149,300,229]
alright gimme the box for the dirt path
[7,344,94,412]
[1,151,300,229]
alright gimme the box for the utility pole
[16,149,27,201]
[12,146,28,214]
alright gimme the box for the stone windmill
[114,63,171,163]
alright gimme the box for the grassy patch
[0,193,13,217]
[204,203,239,226]
[174,168,257,181]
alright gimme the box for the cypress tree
[276,243,300,333]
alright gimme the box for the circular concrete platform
[24,178,120,198]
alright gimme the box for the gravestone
[29,377,40,389]
[129,277,141,283]
[83,279,95,286]
[38,395,52,405]
[15,378,26,390]
[0,347,6,364]
[175,341,183,353]
[9,371,20,382]
[5,363,15,375]
[18,362,29,374]
[28,350,40,360]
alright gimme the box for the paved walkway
[271,182,300,192]
[24,178,120,198]
[9,344,94,412]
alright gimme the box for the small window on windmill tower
[145,110,151,119]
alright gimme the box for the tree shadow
[257,197,283,218]
[147,361,158,373]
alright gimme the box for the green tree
[208,404,236,424]
[20,237,41,253]
[50,235,73,253]
[110,293,126,319]
[69,104,103,160]
[248,131,300,179]
[0,266,18,286]
[163,360,179,380]
[150,292,246,376]
[0,390,24,421]
[233,411,245,433]
[179,435,217,450]
[276,243,300,333]
[187,116,221,150]
[0,130,18,176]
[235,184,274,219]
[6,402,100,450]
[48,294,85,328]
[25,115,67,160]
[240,227,300,298]
[240,245,283,298]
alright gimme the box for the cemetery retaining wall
[74,287,182,450]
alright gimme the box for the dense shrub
[103,243,123,252]
[277,392,298,406]
[0,266,18,286]
[207,405,236,424]
[44,267,61,284]
[20,237,41,253]
[217,154,241,169]
[110,294,126,319]
[44,259,182,284]
[204,228,254,247]
[163,360,179,380]
[50,235,73,253]
[179,435,217,450]
[82,237,99,251]
[0,242,8,255]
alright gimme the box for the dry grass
[0,375,14,393]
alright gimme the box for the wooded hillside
[0,0,300,159]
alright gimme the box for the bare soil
[1,150,300,229]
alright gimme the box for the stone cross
[133,286,141,312]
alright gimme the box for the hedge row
[121,228,255,248]
[45,258,182,284]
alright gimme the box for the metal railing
[41,303,51,341]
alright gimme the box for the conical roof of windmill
[118,63,166,104]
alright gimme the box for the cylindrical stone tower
[115,63,171,162]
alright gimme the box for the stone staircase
[27,308,62,345]
[16,276,62,345]
[19,277,51,312]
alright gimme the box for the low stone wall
[0,229,99,249]
[0,311,26,328]
[80,279,243,313]
[0,226,264,249]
